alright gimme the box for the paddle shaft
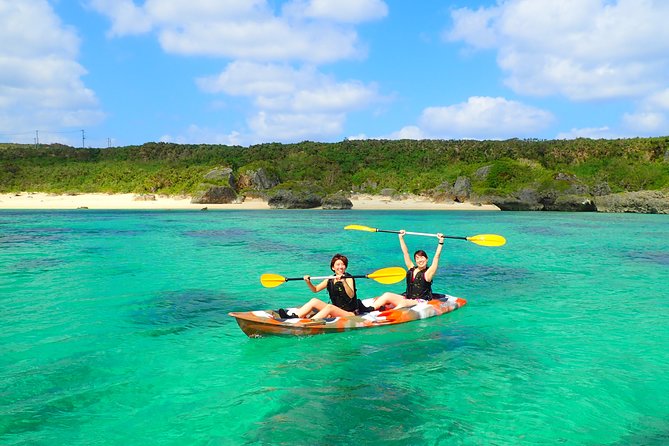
[282,274,371,283]
[376,228,466,240]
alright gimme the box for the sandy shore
[0,192,500,211]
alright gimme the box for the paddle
[344,224,506,247]
[260,266,406,288]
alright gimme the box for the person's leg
[393,298,419,309]
[372,292,404,310]
[311,304,353,320]
[293,298,327,318]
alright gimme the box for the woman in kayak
[372,230,445,310]
[279,253,370,319]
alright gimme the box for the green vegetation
[1,137,668,196]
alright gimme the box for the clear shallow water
[1,210,668,445]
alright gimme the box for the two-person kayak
[229,294,466,338]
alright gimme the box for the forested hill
[1,137,668,197]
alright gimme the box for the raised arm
[424,233,444,282]
[398,230,413,269]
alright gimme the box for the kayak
[229,294,466,338]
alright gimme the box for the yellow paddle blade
[344,224,377,232]
[260,273,287,288]
[367,266,406,284]
[466,234,507,247]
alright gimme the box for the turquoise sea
[1,210,668,445]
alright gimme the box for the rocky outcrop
[191,167,238,204]
[594,191,669,214]
[237,167,279,191]
[429,176,472,203]
[452,176,472,202]
[204,167,236,188]
[322,192,353,210]
[544,195,596,212]
[485,190,545,211]
[267,182,325,209]
[191,186,237,204]
[482,187,669,213]
[591,182,612,196]
[430,181,454,202]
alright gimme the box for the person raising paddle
[372,230,445,310]
[278,254,371,319]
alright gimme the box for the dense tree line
[1,137,668,196]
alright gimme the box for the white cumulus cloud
[88,0,386,62]
[88,0,389,143]
[414,96,553,140]
[197,61,383,143]
[0,0,104,143]
[446,0,669,102]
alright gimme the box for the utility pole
[35,130,39,148]
[81,129,85,148]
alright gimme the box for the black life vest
[405,267,433,300]
[326,273,358,312]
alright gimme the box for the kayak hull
[229,294,466,338]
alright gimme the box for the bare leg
[293,298,327,318]
[372,292,405,310]
[311,304,354,320]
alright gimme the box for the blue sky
[2,0,669,148]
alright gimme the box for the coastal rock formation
[190,186,237,204]
[268,190,323,209]
[485,190,545,211]
[190,167,239,204]
[430,181,454,202]
[204,167,236,189]
[591,182,612,196]
[322,192,353,210]
[267,182,324,209]
[236,167,279,191]
[544,195,596,212]
[452,176,472,202]
[594,191,669,214]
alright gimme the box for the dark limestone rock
[484,188,544,211]
[544,195,596,212]
[237,167,280,191]
[190,186,237,204]
[452,176,472,203]
[322,192,353,210]
[267,183,325,209]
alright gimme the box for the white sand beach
[0,192,500,211]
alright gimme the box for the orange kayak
[229,294,467,338]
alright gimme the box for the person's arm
[338,276,356,299]
[399,230,413,269]
[304,275,328,292]
[424,233,445,282]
